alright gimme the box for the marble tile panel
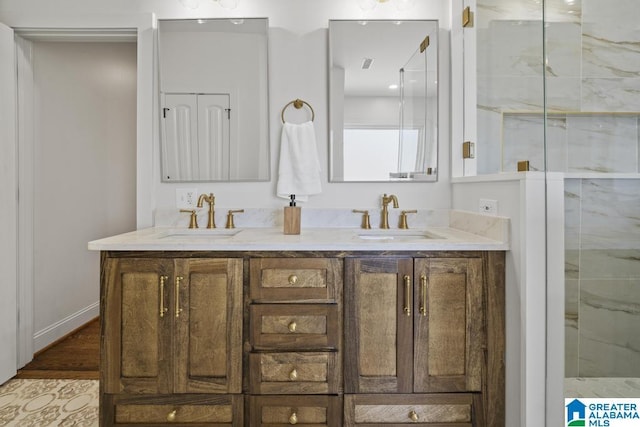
[565,378,640,398]
[478,21,544,77]
[580,250,640,280]
[502,114,567,172]
[579,179,640,250]
[476,0,580,28]
[564,179,582,252]
[545,22,582,78]
[582,0,640,79]
[565,249,580,280]
[581,78,640,112]
[545,77,582,111]
[565,278,579,378]
[567,116,638,173]
[477,76,545,111]
[578,278,640,377]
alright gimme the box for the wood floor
[15,318,99,380]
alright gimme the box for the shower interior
[473,0,640,397]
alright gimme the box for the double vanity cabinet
[97,246,504,426]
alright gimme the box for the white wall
[152,1,452,216]
[29,41,137,350]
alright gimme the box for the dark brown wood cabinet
[344,253,504,427]
[99,251,503,427]
[101,256,243,425]
[248,258,343,426]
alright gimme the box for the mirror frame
[328,19,439,183]
[158,18,270,183]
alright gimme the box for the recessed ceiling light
[389,84,399,90]
[229,19,245,25]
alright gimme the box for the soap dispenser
[283,194,301,235]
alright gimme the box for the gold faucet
[380,194,399,229]
[197,193,216,228]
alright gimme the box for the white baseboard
[33,302,99,353]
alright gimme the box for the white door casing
[0,21,18,383]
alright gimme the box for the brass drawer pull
[288,274,298,285]
[289,368,298,380]
[288,321,297,333]
[403,275,411,316]
[289,412,298,425]
[159,275,169,318]
[167,409,177,422]
[420,274,427,317]
[175,276,183,318]
[409,410,419,422]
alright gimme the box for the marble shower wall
[564,178,640,377]
[476,0,640,174]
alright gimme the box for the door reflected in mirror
[329,20,438,182]
[158,18,269,182]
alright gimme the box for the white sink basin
[357,230,443,241]
[160,228,241,239]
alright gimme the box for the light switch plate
[176,188,197,209]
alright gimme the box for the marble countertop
[88,210,509,252]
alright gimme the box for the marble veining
[567,116,638,173]
[565,178,640,378]
[565,378,640,398]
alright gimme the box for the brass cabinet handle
[289,368,298,380]
[159,275,169,318]
[167,409,177,422]
[409,410,419,422]
[175,276,183,318]
[288,274,298,285]
[403,275,411,316]
[289,412,298,425]
[288,321,297,333]
[420,275,427,317]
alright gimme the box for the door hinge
[463,6,474,28]
[162,107,170,118]
[225,108,231,119]
[463,141,475,159]
[420,35,430,53]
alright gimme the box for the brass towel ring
[281,98,315,123]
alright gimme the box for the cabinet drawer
[344,394,474,426]
[250,352,339,394]
[250,395,342,427]
[250,258,342,302]
[106,394,243,425]
[250,304,339,350]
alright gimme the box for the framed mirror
[329,20,438,182]
[158,18,269,182]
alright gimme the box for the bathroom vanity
[90,212,507,426]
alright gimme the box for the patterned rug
[0,379,98,426]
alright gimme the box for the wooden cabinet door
[344,258,413,394]
[102,258,173,395]
[173,258,243,394]
[413,258,484,393]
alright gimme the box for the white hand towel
[277,121,322,201]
